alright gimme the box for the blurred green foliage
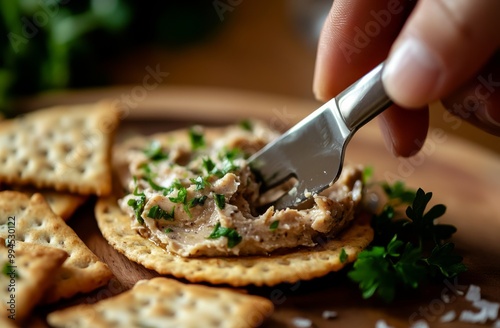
[0,0,221,116]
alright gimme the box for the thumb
[382,0,500,108]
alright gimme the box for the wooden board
[20,86,500,327]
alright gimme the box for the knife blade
[248,62,392,210]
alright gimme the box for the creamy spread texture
[115,121,363,257]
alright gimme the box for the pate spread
[115,121,363,257]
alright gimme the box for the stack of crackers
[0,102,275,327]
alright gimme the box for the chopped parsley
[269,220,279,231]
[188,195,208,208]
[169,186,187,204]
[127,196,146,225]
[190,176,210,190]
[362,166,374,184]
[147,177,168,192]
[202,157,216,174]
[348,185,467,303]
[189,127,205,150]
[168,186,193,217]
[201,149,242,179]
[2,263,19,279]
[214,194,225,209]
[239,119,253,131]
[147,205,174,220]
[339,248,348,263]
[164,228,173,233]
[143,140,168,161]
[208,222,242,248]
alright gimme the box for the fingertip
[382,37,444,108]
[377,104,429,157]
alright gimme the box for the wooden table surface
[99,0,500,156]
[25,86,500,327]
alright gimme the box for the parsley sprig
[348,183,467,302]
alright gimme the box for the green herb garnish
[348,186,466,303]
[339,248,348,263]
[2,263,19,279]
[214,194,225,209]
[164,228,173,233]
[127,196,146,224]
[239,119,252,131]
[189,127,205,150]
[269,220,279,231]
[383,181,416,205]
[362,166,374,184]
[169,186,187,204]
[143,140,168,161]
[208,222,242,248]
[202,157,216,174]
[190,176,210,190]
[147,205,174,220]
[189,195,208,208]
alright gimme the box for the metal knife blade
[248,62,391,210]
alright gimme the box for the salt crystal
[375,319,394,328]
[291,317,313,328]
[459,308,489,324]
[439,310,456,323]
[473,299,500,321]
[409,319,429,328]
[322,310,338,320]
[465,284,481,302]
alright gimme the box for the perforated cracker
[0,239,68,323]
[95,195,373,286]
[0,102,119,196]
[47,277,274,328]
[0,191,114,303]
[0,186,88,221]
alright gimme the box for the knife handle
[335,62,392,131]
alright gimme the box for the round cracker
[95,196,373,286]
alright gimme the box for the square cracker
[0,185,88,221]
[0,191,114,303]
[0,101,119,196]
[47,277,274,328]
[0,239,68,323]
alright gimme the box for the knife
[248,62,392,210]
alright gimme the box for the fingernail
[475,103,500,127]
[382,37,443,108]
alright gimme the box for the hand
[313,0,500,157]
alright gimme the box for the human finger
[313,0,415,101]
[377,104,429,157]
[382,0,500,108]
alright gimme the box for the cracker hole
[44,162,55,172]
[19,158,29,167]
[61,271,72,280]
[63,144,72,154]
[75,261,90,269]
[38,148,48,157]
[209,318,222,326]
[277,259,290,266]
[138,298,151,307]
